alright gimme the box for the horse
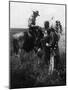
[23,26,44,53]
[11,26,44,57]
[12,32,25,57]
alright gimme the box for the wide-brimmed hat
[33,11,40,16]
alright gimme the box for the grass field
[10,28,66,89]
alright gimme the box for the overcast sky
[10,2,65,28]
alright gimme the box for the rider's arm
[28,17,32,27]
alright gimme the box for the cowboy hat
[33,10,40,16]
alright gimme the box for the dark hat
[33,10,40,16]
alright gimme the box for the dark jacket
[47,28,59,50]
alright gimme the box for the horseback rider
[28,10,40,37]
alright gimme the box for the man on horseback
[28,10,44,53]
[28,10,40,37]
